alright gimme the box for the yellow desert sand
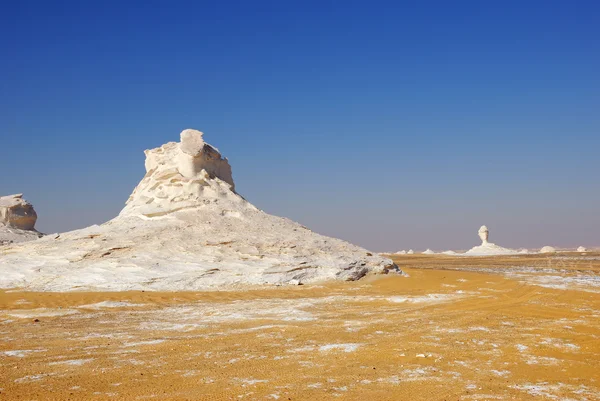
[1,252,599,400]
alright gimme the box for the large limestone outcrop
[464,225,518,256]
[0,129,399,291]
[0,194,43,245]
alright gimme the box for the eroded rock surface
[0,194,37,230]
[0,194,43,245]
[0,129,399,291]
[120,129,236,218]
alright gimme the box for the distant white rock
[0,129,399,291]
[478,225,489,244]
[0,194,43,245]
[407,249,414,255]
[518,249,529,254]
[441,250,457,255]
[464,225,518,256]
[422,249,435,255]
[540,246,556,254]
[395,250,407,255]
[577,246,587,252]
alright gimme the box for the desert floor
[1,253,599,400]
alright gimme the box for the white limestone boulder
[0,194,37,230]
[0,194,43,245]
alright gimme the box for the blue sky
[1,1,599,251]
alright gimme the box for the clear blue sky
[1,1,599,251]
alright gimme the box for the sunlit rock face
[0,194,37,230]
[0,194,43,245]
[0,129,400,291]
[119,129,236,218]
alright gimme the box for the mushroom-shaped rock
[577,246,587,252]
[0,194,43,245]
[478,225,489,245]
[0,194,37,230]
[464,225,517,256]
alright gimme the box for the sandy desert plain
[1,252,599,400]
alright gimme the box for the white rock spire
[478,225,489,245]
[465,225,518,256]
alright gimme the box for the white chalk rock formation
[577,246,587,252]
[0,194,43,245]
[395,250,407,255]
[422,249,435,255]
[120,129,236,217]
[441,250,457,255]
[0,129,399,291]
[407,249,414,254]
[1,194,37,230]
[478,225,489,244]
[464,225,518,256]
[540,246,556,254]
